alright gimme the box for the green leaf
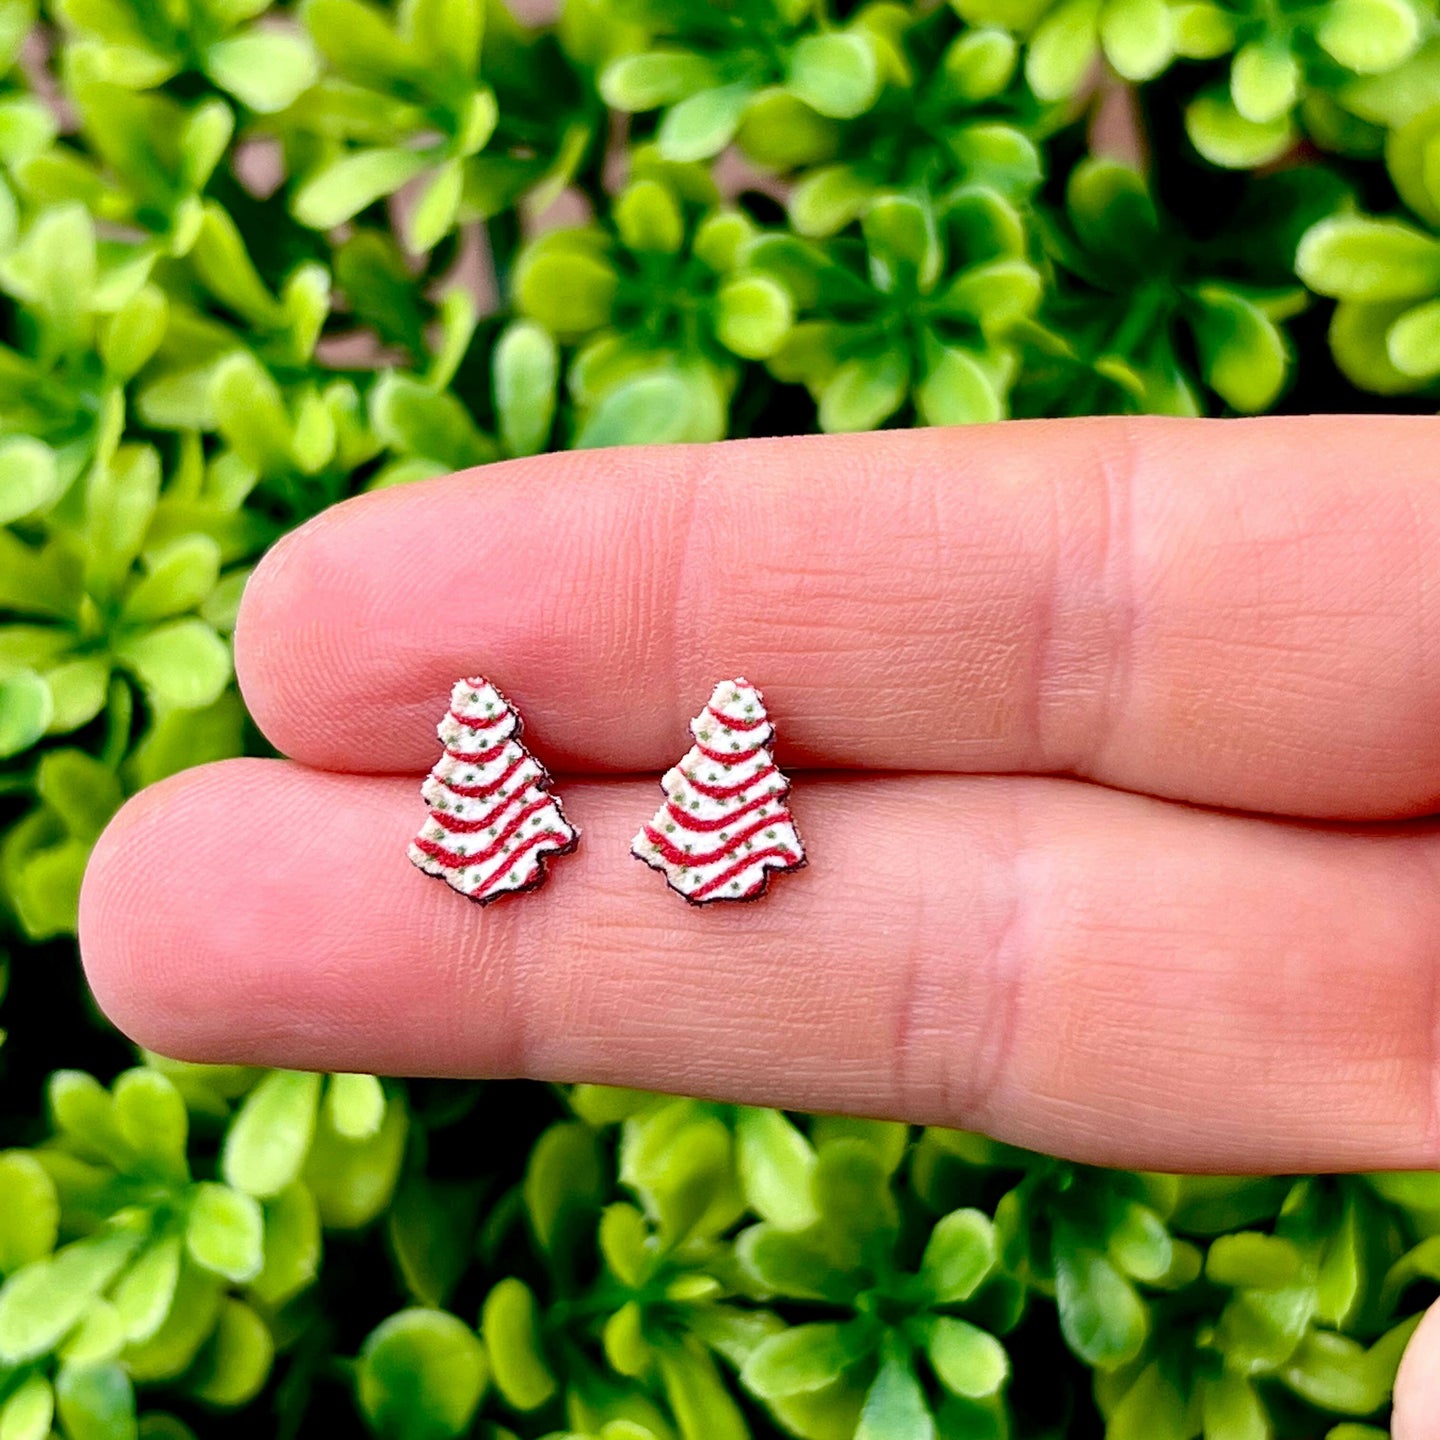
[1186,92,1294,168]
[251,1184,321,1309]
[735,1108,818,1231]
[863,194,941,293]
[1053,1235,1148,1369]
[112,619,232,710]
[857,1336,935,1440]
[576,372,704,448]
[480,1278,556,1412]
[715,274,793,360]
[916,346,1004,426]
[1105,1200,1174,1284]
[1386,296,1440,375]
[742,1323,864,1399]
[0,1228,142,1365]
[1386,108,1440,228]
[54,1364,136,1440]
[944,28,1019,101]
[0,1153,59,1276]
[522,1122,602,1254]
[121,535,222,625]
[0,437,61,524]
[405,160,464,254]
[1230,40,1299,124]
[601,51,718,111]
[1280,1330,1389,1414]
[303,1086,407,1229]
[111,1237,181,1345]
[185,1184,264,1284]
[734,87,841,169]
[1318,0,1420,73]
[0,1373,53,1440]
[0,671,53,760]
[614,178,685,254]
[206,30,318,113]
[112,1068,188,1180]
[919,1208,998,1302]
[657,83,754,163]
[492,321,558,458]
[387,1175,479,1308]
[1329,299,1429,392]
[222,1070,322,1198]
[1190,285,1289,411]
[1200,1371,1268,1440]
[185,1299,273,1407]
[1099,0,1173,81]
[658,1344,749,1440]
[788,33,880,119]
[1297,215,1440,301]
[1026,0,1101,101]
[1106,1361,1189,1440]
[789,165,874,238]
[325,1073,385,1140]
[926,1317,1008,1400]
[819,351,909,433]
[294,148,435,230]
[357,1309,488,1440]
[514,243,618,338]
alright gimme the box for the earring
[632,677,806,904]
[409,677,579,904]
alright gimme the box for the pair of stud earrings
[406,676,807,907]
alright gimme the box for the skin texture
[76,415,1440,1433]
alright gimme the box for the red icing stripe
[413,795,554,868]
[665,790,777,833]
[447,708,510,734]
[469,827,570,897]
[694,741,762,765]
[707,705,767,731]
[685,763,778,801]
[692,845,799,900]
[431,781,544,834]
[436,752,529,800]
[446,739,509,765]
[643,812,789,868]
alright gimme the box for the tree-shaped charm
[409,677,578,904]
[632,677,805,904]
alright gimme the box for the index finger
[236,415,1440,819]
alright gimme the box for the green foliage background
[3,0,1440,1435]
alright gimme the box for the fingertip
[1394,1299,1440,1440]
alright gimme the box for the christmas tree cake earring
[408,678,579,904]
[632,677,806,905]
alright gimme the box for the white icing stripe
[423,757,542,819]
[418,778,549,843]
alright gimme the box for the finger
[234,415,1440,819]
[80,760,1440,1172]
[1396,1300,1440,1440]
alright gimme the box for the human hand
[78,415,1440,1432]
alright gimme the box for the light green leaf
[1099,0,1174,81]
[1200,1371,1268,1440]
[481,1278,556,1412]
[857,1336,935,1440]
[715,274,793,359]
[1297,215,1440,301]
[1054,1236,1148,1369]
[657,83,754,162]
[600,51,718,111]
[404,160,463,254]
[121,535,222,625]
[1230,40,1299,124]
[0,1373,53,1440]
[185,1299,273,1407]
[735,1108,818,1231]
[926,1317,1008,1399]
[818,350,909,433]
[205,30,318,113]
[112,1068,188,1179]
[222,1070,322,1198]
[112,1237,182,1345]
[0,1153,59,1276]
[614,178,685,254]
[1330,299,1432,392]
[303,1087,407,1229]
[522,1122,602,1254]
[492,320,558,458]
[293,148,435,230]
[113,619,232,710]
[1319,0,1420,73]
[788,33,880,119]
[916,346,1004,426]
[1186,92,1294,168]
[185,1183,264,1284]
[0,671,52,760]
[250,1184,321,1308]
[0,1228,142,1365]
[1387,296,1440,375]
[575,372,702,448]
[514,245,617,338]
[54,1364,136,1440]
[742,1323,863,1399]
[325,1073,385,1140]
[919,1208,998,1302]
[358,1309,488,1440]
[1190,285,1289,411]
[1026,0,1101,101]
[0,437,61,524]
